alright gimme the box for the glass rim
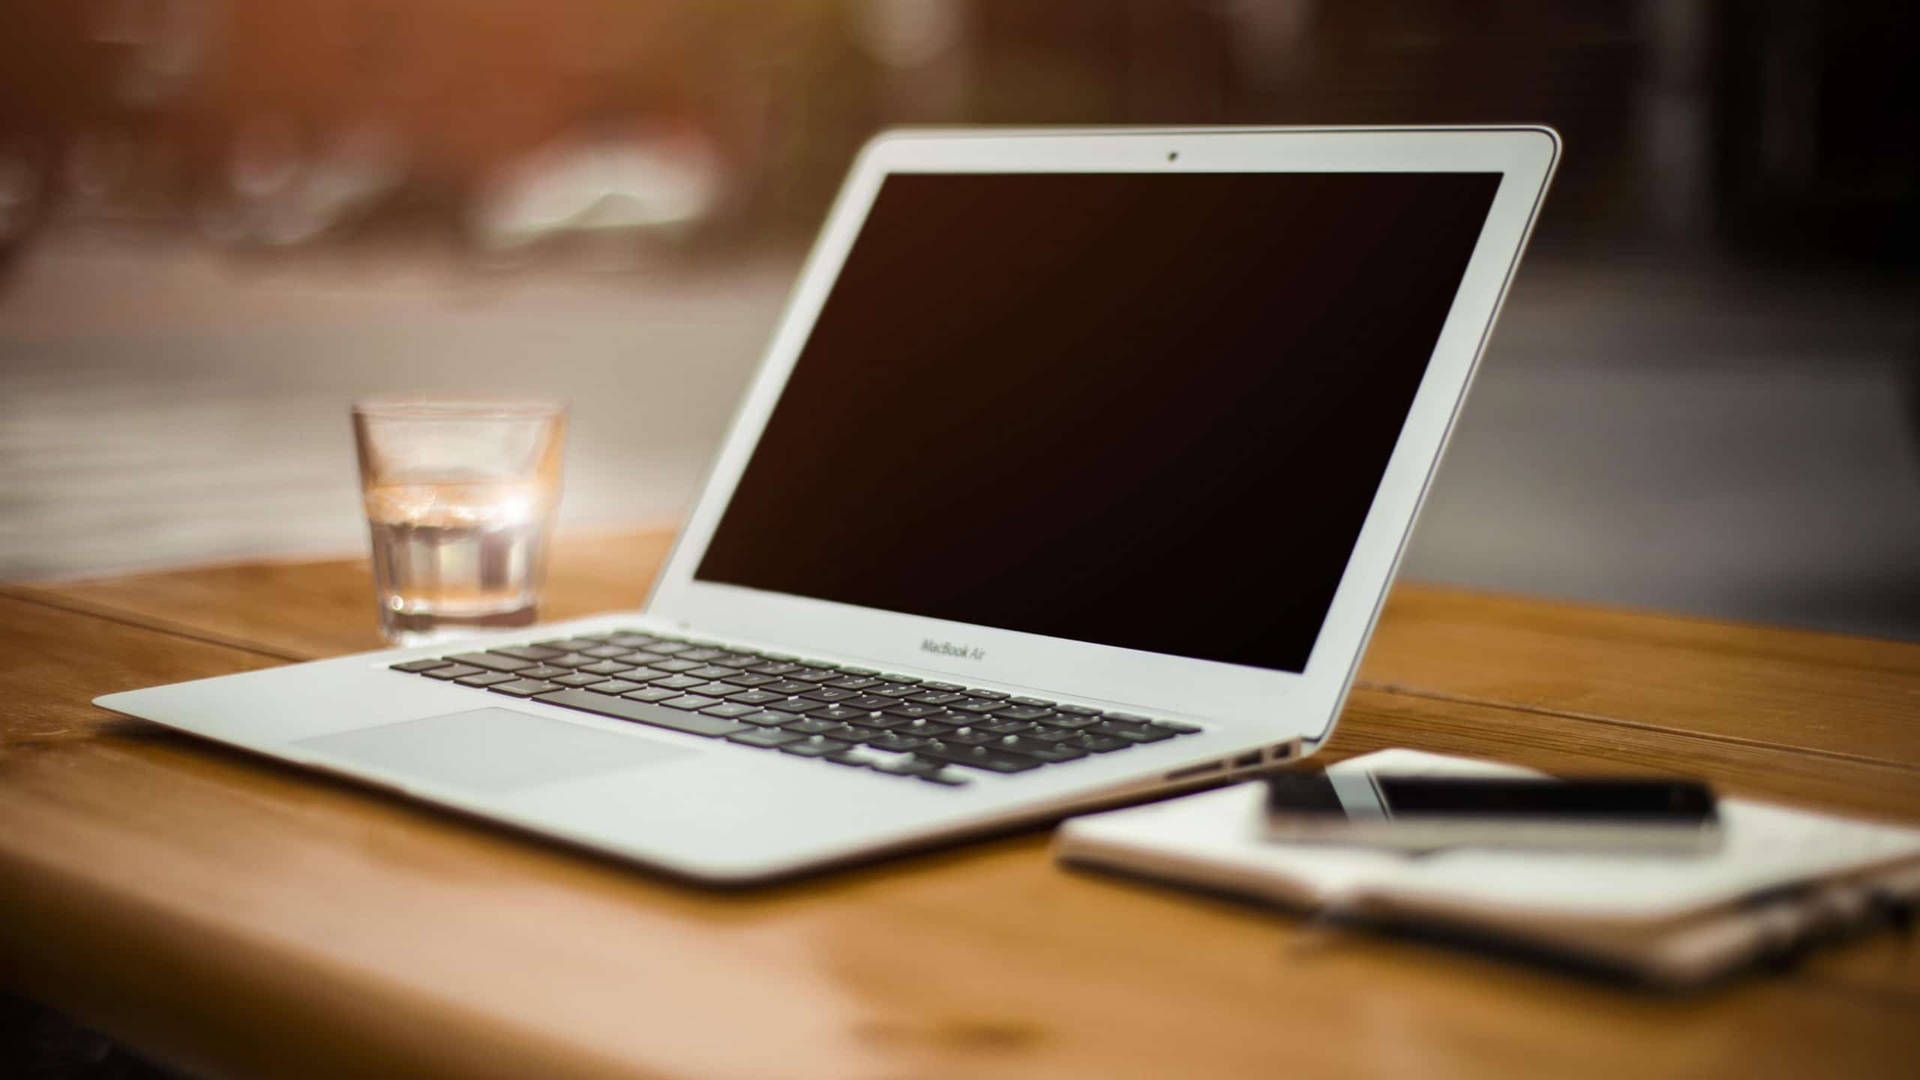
[352,396,567,421]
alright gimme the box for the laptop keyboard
[389,630,1201,787]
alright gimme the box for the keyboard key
[814,706,878,724]
[727,728,803,749]
[1065,733,1132,753]
[641,641,693,655]
[621,687,681,703]
[448,651,533,673]
[914,743,1041,774]
[993,705,1055,722]
[738,710,802,727]
[1035,713,1103,730]
[689,681,745,698]
[645,658,704,673]
[907,691,966,706]
[728,689,787,706]
[796,660,841,671]
[1054,704,1103,716]
[824,676,882,691]
[780,736,852,759]
[582,645,632,659]
[537,637,606,653]
[494,645,563,662]
[872,757,953,781]
[865,732,931,753]
[649,674,706,691]
[391,658,453,673]
[897,718,957,738]
[760,679,813,695]
[841,694,896,711]
[421,664,484,681]
[660,695,722,711]
[686,665,743,680]
[712,653,761,667]
[455,671,516,687]
[873,683,922,697]
[801,687,857,703]
[545,653,601,669]
[723,673,777,687]
[988,734,1089,763]
[887,703,947,718]
[879,674,922,684]
[1010,696,1055,707]
[790,668,839,683]
[1152,719,1205,735]
[678,648,728,662]
[922,681,965,692]
[489,678,563,698]
[784,717,852,735]
[534,689,747,737]
[580,660,635,676]
[772,698,827,714]
[513,665,571,681]
[950,699,1004,714]
[966,689,1010,700]
[603,633,663,649]
[1087,721,1174,743]
[978,716,1045,734]
[584,679,644,695]
[701,703,760,718]
[939,727,1000,746]
[746,661,801,676]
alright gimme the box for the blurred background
[2,0,1917,638]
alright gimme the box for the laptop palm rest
[297,708,696,794]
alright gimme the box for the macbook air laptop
[99,126,1559,883]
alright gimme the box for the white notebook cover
[1054,749,1920,983]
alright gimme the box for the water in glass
[365,480,554,642]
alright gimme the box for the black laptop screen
[694,171,1501,672]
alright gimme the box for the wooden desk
[4,531,1917,1079]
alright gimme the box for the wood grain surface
[1361,585,1920,767]
[26,530,674,662]
[3,533,1918,1080]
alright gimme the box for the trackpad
[297,707,696,793]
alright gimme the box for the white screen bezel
[644,126,1557,740]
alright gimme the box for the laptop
[98,126,1559,883]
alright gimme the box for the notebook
[1054,749,1920,985]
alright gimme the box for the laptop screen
[694,170,1501,673]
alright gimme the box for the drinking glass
[351,398,566,645]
